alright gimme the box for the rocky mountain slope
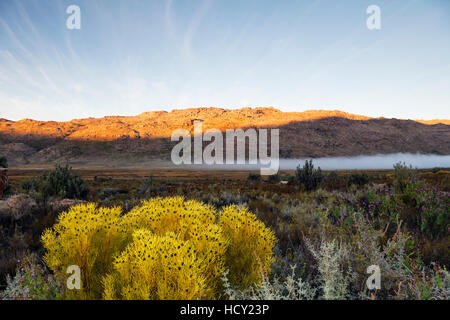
[0,107,449,166]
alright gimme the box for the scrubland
[0,162,448,300]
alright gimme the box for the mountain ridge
[0,107,449,166]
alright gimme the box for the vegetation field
[0,161,449,300]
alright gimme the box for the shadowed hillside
[0,107,449,166]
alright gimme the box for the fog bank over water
[178,154,450,171]
[278,154,450,170]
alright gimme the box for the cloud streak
[0,0,449,121]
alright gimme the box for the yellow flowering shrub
[42,197,276,299]
[121,197,217,234]
[41,203,127,299]
[219,205,277,289]
[120,197,227,297]
[103,230,206,300]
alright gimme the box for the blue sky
[0,0,449,121]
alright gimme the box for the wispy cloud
[0,0,449,121]
[182,0,212,61]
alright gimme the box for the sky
[0,0,449,121]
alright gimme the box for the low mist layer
[177,153,450,171]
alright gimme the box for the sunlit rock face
[0,107,448,166]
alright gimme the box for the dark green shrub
[296,160,323,191]
[393,162,416,193]
[323,171,342,190]
[3,182,11,198]
[247,173,261,181]
[419,190,449,240]
[0,155,7,168]
[267,174,280,183]
[348,173,369,187]
[26,162,89,201]
[21,180,33,192]
[286,175,296,185]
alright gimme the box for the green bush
[267,174,280,183]
[0,155,7,168]
[324,171,341,190]
[296,160,323,191]
[25,162,89,201]
[248,173,261,181]
[348,173,369,187]
[393,162,416,193]
[285,175,296,185]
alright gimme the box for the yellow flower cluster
[104,230,205,300]
[119,197,226,298]
[42,197,276,299]
[121,197,217,238]
[219,205,277,289]
[41,203,128,299]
